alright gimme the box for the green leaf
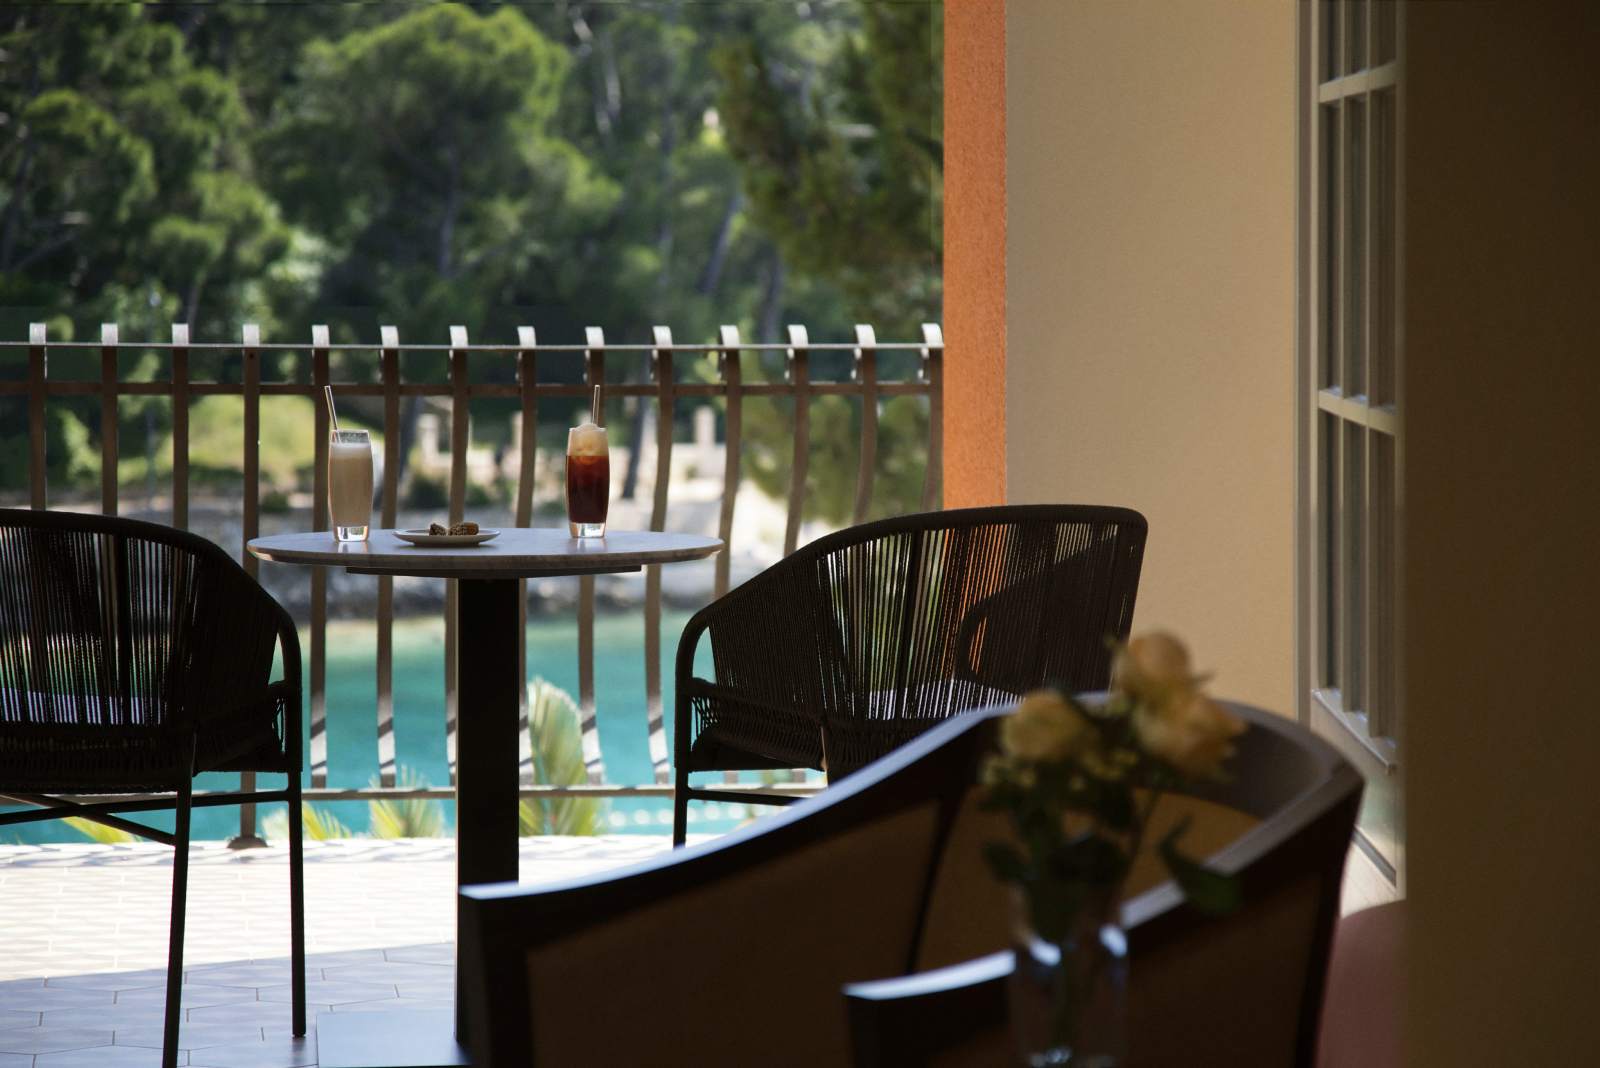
[1159,821,1242,915]
[983,841,1028,884]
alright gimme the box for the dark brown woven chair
[842,703,1363,1068]
[672,504,1148,844]
[0,508,306,1068]
[457,700,1359,1067]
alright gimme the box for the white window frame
[1296,0,1404,886]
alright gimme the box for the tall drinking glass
[565,423,609,537]
[329,428,373,542]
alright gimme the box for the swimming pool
[2,612,796,844]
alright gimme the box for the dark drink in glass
[566,423,609,537]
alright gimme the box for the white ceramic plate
[393,528,500,548]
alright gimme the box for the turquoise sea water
[3,612,791,844]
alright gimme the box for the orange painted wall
[942,0,1006,507]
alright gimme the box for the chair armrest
[842,952,1012,1068]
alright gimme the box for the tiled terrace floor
[0,836,1397,1067]
[0,837,689,1066]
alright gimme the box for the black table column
[453,578,522,1037]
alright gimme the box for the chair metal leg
[672,759,690,847]
[288,775,307,1037]
[161,777,192,1068]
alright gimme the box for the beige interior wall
[1402,3,1600,1063]
[1002,0,1296,712]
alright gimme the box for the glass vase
[1008,895,1128,1067]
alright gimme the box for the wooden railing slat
[577,328,606,785]
[445,325,469,786]
[239,323,264,843]
[784,324,811,557]
[715,325,742,599]
[309,325,331,792]
[645,326,675,784]
[515,326,538,785]
[377,326,400,789]
[28,323,46,510]
[170,324,190,529]
[920,323,944,512]
[851,324,879,526]
[99,324,119,517]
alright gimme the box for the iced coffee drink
[565,422,609,538]
[329,428,373,542]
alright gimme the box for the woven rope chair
[0,509,306,1068]
[672,504,1147,845]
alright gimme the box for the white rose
[1134,690,1246,779]
[1113,631,1200,706]
[1001,689,1091,763]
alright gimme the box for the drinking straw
[591,384,602,427]
[324,385,340,431]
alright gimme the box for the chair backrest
[704,505,1147,774]
[0,508,285,739]
[461,700,1357,1068]
[459,708,998,1067]
[844,706,1364,1068]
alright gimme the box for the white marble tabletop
[248,527,723,579]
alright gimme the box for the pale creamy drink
[329,429,373,542]
[565,422,609,537]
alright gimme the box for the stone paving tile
[47,969,170,992]
[188,1035,316,1068]
[179,966,313,990]
[379,944,453,966]
[0,985,116,1013]
[36,1046,173,1068]
[113,1019,259,1052]
[114,984,258,1011]
[389,982,454,1002]
[326,998,452,1015]
[0,1008,39,1030]
[186,1002,328,1029]
[256,981,395,1007]
[0,835,700,1065]
[39,1002,176,1031]
[319,961,450,986]
[0,1024,114,1053]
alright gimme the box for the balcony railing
[0,322,944,840]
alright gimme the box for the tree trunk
[697,186,743,296]
[759,246,786,344]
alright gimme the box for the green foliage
[1158,819,1243,915]
[519,678,605,837]
[1,1,942,519]
[368,767,446,840]
[403,474,450,512]
[263,802,353,842]
[64,816,137,844]
[982,688,1242,945]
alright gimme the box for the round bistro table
[248,527,722,1066]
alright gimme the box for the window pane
[1374,0,1398,65]
[1322,0,1342,80]
[1321,104,1340,390]
[1345,0,1368,72]
[1368,433,1396,738]
[1342,424,1366,712]
[1320,413,1341,689]
[1344,98,1367,397]
[1371,89,1396,406]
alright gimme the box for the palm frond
[368,766,445,838]
[519,677,606,836]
